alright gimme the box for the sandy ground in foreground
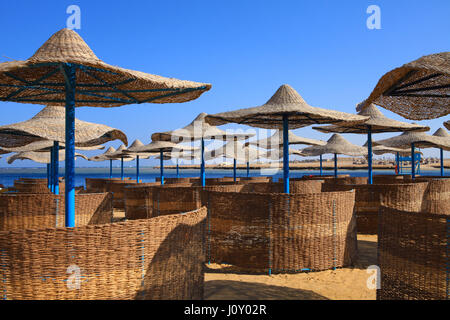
[204,235,378,300]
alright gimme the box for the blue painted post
[63,63,76,228]
[201,138,205,187]
[53,141,59,195]
[160,150,164,185]
[120,157,124,180]
[176,159,179,179]
[319,155,323,176]
[367,126,373,184]
[246,161,250,178]
[282,115,289,194]
[334,154,338,178]
[233,158,237,182]
[136,155,140,183]
[396,152,400,174]
[46,163,50,190]
[411,143,415,180]
[440,148,444,177]
[109,159,113,179]
[50,146,54,192]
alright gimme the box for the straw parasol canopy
[245,130,326,149]
[0,28,211,107]
[313,103,430,134]
[444,120,450,131]
[373,130,450,151]
[206,140,267,162]
[433,127,450,140]
[1,139,105,153]
[151,112,253,142]
[89,146,116,162]
[105,144,136,160]
[0,105,128,148]
[300,134,368,157]
[358,52,450,120]
[7,150,87,164]
[362,140,421,156]
[205,84,369,129]
[126,140,198,154]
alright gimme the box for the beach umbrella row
[313,104,428,183]
[0,28,211,227]
[205,84,368,193]
[151,113,253,186]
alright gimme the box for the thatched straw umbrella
[154,150,205,178]
[104,145,136,180]
[246,130,326,175]
[0,28,211,227]
[432,128,450,176]
[301,134,367,178]
[7,150,87,164]
[125,141,198,185]
[444,120,450,131]
[313,103,428,183]
[358,52,450,120]
[89,146,134,178]
[1,140,104,153]
[123,139,155,183]
[151,112,254,186]
[374,130,450,179]
[206,140,267,181]
[205,84,368,192]
[0,105,126,194]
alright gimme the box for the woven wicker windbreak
[0,207,206,300]
[418,178,450,214]
[205,84,369,130]
[205,190,357,272]
[0,192,113,231]
[85,178,128,193]
[322,182,428,234]
[0,28,211,107]
[377,206,449,300]
[105,179,138,209]
[13,181,63,194]
[358,52,450,120]
[0,106,128,148]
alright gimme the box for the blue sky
[0,0,448,167]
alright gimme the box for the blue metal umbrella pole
[334,153,338,178]
[160,149,164,185]
[120,157,124,180]
[282,115,290,194]
[46,163,51,190]
[136,155,140,183]
[440,148,444,177]
[246,161,250,178]
[396,152,400,174]
[319,155,323,176]
[50,146,54,192]
[63,63,76,228]
[367,126,373,184]
[233,158,237,182]
[176,158,179,179]
[109,159,113,179]
[411,143,416,180]
[53,141,59,195]
[201,137,205,187]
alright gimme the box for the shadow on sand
[205,280,329,300]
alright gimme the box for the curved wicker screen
[377,207,449,300]
[204,190,357,272]
[0,192,113,231]
[0,207,206,300]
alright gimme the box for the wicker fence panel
[0,207,206,300]
[0,193,113,231]
[377,206,449,300]
[372,175,404,184]
[205,190,357,272]
[419,179,450,215]
[105,180,138,209]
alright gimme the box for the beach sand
[204,235,377,300]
